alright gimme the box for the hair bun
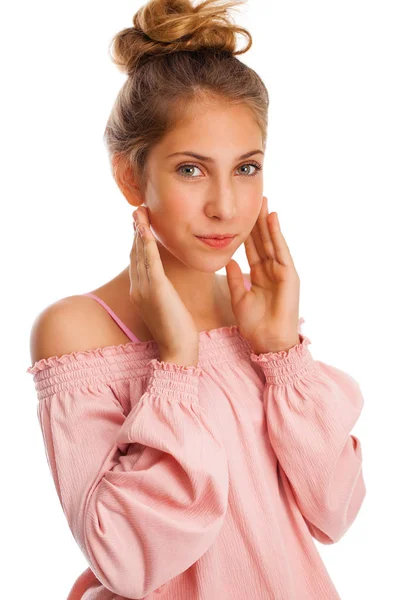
[110,0,252,76]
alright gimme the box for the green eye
[178,165,202,178]
[177,162,262,178]
[238,163,262,176]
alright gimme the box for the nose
[205,178,238,220]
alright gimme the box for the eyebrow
[166,149,264,162]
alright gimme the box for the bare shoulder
[29,295,121,365]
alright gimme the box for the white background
[2,0,398,597]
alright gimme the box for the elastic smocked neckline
[26,324,250,375]
[27,318,306,375]
[26,320,309,400]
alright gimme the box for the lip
[195,235,237,248]
[197,234,236,239]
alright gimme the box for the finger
[267,212,295,266]
[225,259,247,307]
[136,226,147,287]
[133,207,156,285]
[129,228,139,297]
[249,196,275,261]
[256,196,276,260]
[243,229,263,269]
[136,223,165,284]
[250,224,269,261]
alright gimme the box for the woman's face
[141,100,265,273]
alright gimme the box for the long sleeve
[250,333,366,545]
[30,357,229,599]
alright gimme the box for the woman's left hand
[225,196,301,354]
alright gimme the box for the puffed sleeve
[250,326,366,545]
[27,356,229,599]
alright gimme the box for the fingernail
[137,224,145,236]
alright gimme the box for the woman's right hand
[129,206,200,367]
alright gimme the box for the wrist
[250,333,314,385]
[159,354,199,368]
[251,335,301,355]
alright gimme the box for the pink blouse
[26,278,366,599]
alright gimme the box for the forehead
[153,101,262,159]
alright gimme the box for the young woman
[27,1,366,598]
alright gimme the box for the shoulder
[29,295,118,365]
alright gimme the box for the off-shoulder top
[26,276,366,599]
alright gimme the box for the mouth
[197,234,237,239]
[195,235,237,249]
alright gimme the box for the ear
[112,154,143,207]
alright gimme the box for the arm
[28,302,229,598]
[250,331,366,544]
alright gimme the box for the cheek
[148,196,192,242]
[249,195,264,220]
[159,194,195,224]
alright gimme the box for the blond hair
[105,0,269,194]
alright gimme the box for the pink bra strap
[83,275,251,343]
[82,293,141,343]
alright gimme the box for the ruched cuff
[146,358,203,403]
[250,333,315,385]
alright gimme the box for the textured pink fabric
[26,301,366,599]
